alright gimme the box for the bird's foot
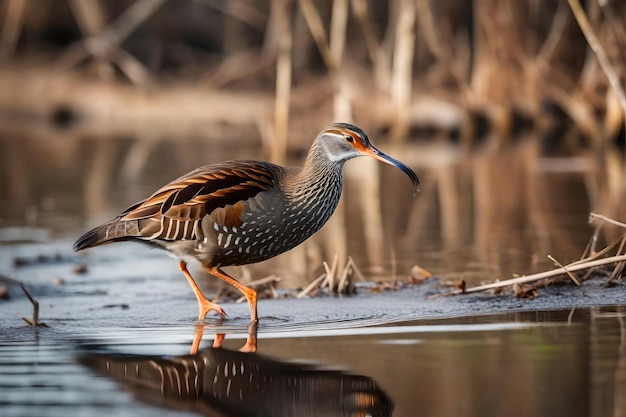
[198,300,228,320]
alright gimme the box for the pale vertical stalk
[470,0,490,101]
[329,0,350,122]
[330,0,348,66]
[390,0,415,143]
[326,0,350,270]
[0,0,27,58]
[271,0,292,165]
[69,0,107,36]
[351,0,391,92]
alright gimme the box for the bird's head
[315,122,420,192]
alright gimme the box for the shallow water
[1,306,625,417]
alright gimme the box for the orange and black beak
[366,146,420,194]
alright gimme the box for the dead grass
[436,212,626,298]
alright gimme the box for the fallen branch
[442,254,626,296]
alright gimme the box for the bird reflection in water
[79,323,394,417]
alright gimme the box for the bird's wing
[119,161,276,241]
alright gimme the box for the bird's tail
[73,219,141,251]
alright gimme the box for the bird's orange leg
[203,266,258,323]
[179,260,227,320]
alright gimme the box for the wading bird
[74,123,419,323]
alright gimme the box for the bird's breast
[199,178,342,267]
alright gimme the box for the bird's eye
[344,135,354,143]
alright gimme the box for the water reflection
[1,307,625,417]
[79,324,393,417]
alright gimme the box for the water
[1,307,624,417]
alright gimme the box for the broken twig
[0,274,43,327]
[443,255,626,296]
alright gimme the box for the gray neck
[279,139,345,232]
[289,139,344,196]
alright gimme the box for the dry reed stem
[329,0,351,121]
[607,261,625,284]
[333,257,363,293]
[571,235,623,267]
[330,0,348,66]
[607,234,626,284]
[297,274,326,298]
[0,274,42,327]
[336,259,352,293]
[590,212,626,229]
[567,0,626,151]
[298,256,364,297]
[270,0,292,165]
[20,284,39,326]
[444,254,626,296]
[69,0,107,36]
[390,0,415,142]
[547,255,581,286]
[348,256,365,282]
[321,254,339,291]
[581,220,602,259]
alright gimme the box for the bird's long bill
[366,146,420,193]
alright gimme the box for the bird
[73,122,419,323]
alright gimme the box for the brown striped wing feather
[119,161,276,241]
